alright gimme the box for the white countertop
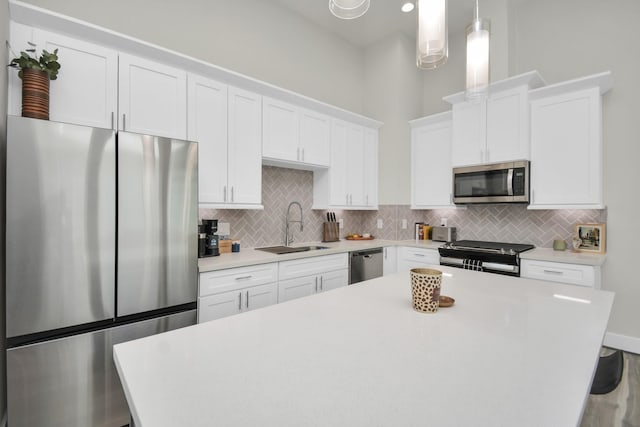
[114,266,614,427]
[199,239,605,272]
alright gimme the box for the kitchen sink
[255,245,329,255]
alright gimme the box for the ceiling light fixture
[466,0,491,99]
[401,1,415,13]
[416,0,448,70]
[329,0,370,20]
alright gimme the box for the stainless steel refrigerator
[5,116,198,427]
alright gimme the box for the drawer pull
[238,292,242,310]
[543,269,564,275]
[246,291,249,308]
[414,253,426,257]
[235,275,253,280]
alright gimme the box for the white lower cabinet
[396,247,440,273]
[383,247,397,276]
[278,253,349,303]
[520,259,600,289]
[198,263,278,322]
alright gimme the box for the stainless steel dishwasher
[349,248,383,284]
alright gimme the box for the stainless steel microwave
[452,160,530,204]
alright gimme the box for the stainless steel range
[438,240,535,277]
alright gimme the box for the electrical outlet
[440,218,448,227]
[338,218,344,229]
[401,219,407,229]
[377,219,383,229]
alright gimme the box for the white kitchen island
[114,266,614,427]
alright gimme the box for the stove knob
[509,249,516,255]
[500,248,506,254]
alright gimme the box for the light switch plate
[217,222,230,236]
[377,219,383,229]
[338,218,344,229]
[401,219,407,229]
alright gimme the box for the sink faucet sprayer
[285,201,304,247]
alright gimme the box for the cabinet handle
[111,112,114,130]
[414,253,426,257]
[384,248,387,259]
[346,194,349,205]
[486,149,490,162]
[366,195,369,205]
[302,148,305,162]
[235,275,253,280]
[224,186,227,202]
[450,193,453,204]
[246,290,249,308]
[297,147,300,161]
[238,292,242,310]
[122,114,126,131]
[315,276,318,292]
[543,269,564,275]
[320,275,323,291]
[231,187,234,202]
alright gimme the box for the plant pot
[21,68,50,120]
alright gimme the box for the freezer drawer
[6,116,116,338]
[7,310,196,427]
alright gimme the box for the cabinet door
[397,247,440,273]
[278,275,317,303]
[451,100,485,167]
[187,74,228,205]
[383,247,397,276]
[346,123,365,206]
[118,53,187,139]
[198,291,242,323]
[529,88,602,208]
[279,253,349,281]
[329,119,349,206]
[299,109,330,166]
[245,283,278,311]
[411,120,453,208]
[486,86,529,163]
[227,86,263,205]
[319,269,348,292]
[33,29,118,129]
[262,97,299,163]
[362,128,378,207]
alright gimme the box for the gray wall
[1,0,8,420]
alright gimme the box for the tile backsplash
[200,166,606,249]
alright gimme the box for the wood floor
[581,350,640,427]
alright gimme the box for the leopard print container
[410,268,442,313]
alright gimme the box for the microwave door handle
[507,168,514,196]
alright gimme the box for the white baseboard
[604,332,640,354]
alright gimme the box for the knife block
[322,222,340,242]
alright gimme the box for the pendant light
[329,0,370,20]
[416,0,448,70]
[466,0,491,99]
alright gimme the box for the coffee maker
[199,219,219,257]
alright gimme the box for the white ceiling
[270,0,476,47]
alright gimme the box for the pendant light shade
[329,0,370,20]
[416,0,448,70]
[466,0,491,99]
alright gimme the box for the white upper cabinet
[262,97,330,168]
[187,74,228,205]
[118,53,187,139]
[314,119,378,210]
[9,24,118,130]
[528,72,612,209]
[410,112,458,209]
[188,75,263,208]
[445,71,545,167]
[299,108,331,166]
[227,86,263,206]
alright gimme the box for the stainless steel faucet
[285,201,304,246]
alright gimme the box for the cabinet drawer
[398,247,440,265]
[199,263,278,297]
[279,253,348,280]
[521,260,595,288]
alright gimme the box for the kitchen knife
[327,212,331,222]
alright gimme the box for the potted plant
[8,42,61,120]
